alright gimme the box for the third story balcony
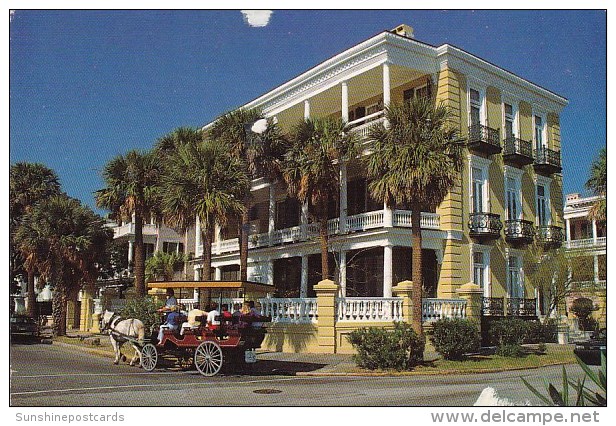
[533,148,562,175]
[468,212,503,241]
[468,124,501,155]
[536,225,564,248]
[504,219,535,245]
[503,137,534,167]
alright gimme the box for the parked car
[10,313,39,341]
[574,328,606,366]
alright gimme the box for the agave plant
[521,352,606,406]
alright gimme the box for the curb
[54,341,118,360]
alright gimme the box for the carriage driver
[158,288,178,313]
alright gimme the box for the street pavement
[10,340,590,407]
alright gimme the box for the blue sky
[9,10,606,214]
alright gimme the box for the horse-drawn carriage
[102,280,272,376]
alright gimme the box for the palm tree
[160,139,248,305]
[10,162,61,317]
[366,97,464,336]
[283,117,359,280]
[15,194,112,335]
[95,150,161,297]
[585,147,606,221]
[209,108,287,281]
[145,251,187,282]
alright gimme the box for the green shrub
[571,297,595,320]
[488,317,529,346]
[430,318,480,360]
[496,343,525,358]
[120,297,160,333]
[347,322,425,371]
[524,320,558,344]
[579,316,599,332]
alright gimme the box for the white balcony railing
[565,237,606,250]
[113,222,159,238]
[259,298,318,323]
[347,112,386,140]
[178,298,244,312]
[337,297,403,322]
[422,298,467,323]
[202,209,440,254]
[572,280,607,290]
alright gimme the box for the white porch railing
[422,298,467,323]
[394,211,441,229]
[565,237,606,249]
[573,280,607,290]
[348,113,386,140]
[113,223,158,238]
[337,297,403,322]
[259,298,318,323]
[178,298,243,311]
[346,211,384,232]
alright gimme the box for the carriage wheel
[141,343,158,372]
[194,341,223,376]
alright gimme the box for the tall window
[471,167,485,213]
[504,103,514,139]
[534,115,544,152]
[507,255,523,299]
[163,242,184,254]
[473,252,486,290]
[470,89,481,127]
[536,184,549,226]
[506,177,519,220]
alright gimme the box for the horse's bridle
[101,312,122,333]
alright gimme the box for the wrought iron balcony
[507,298,537,317]
[533,148,562,175]
[504,219,535,245]
[536,225,564,248]
[468,212,503,240]
[503,137,534,167]
[468,124,501,155]
[482,297,504,316]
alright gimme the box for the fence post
[455,282,483,333]
[392,280,414,323]
[313,279,339,353]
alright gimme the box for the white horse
[100,310,146,366]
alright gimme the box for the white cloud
[241,10,272,28]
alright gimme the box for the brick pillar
[313,279,339,354]
[456,282,483,333]
[392,280,414,323]
[79,285,94,332]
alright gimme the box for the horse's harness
[102,312,138,343]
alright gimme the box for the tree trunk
[133,211,146,297]
[411,203,424,338]
[240,198,250,282]
[52,286,68,337]
[199,226,214,307]
[319,216,329,280]
[27,268,36,318]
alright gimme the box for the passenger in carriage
[157,288,178,315]
[206,302,221,330]
[220,304,233,323]
[180,303,207,336]
[157,306,180,343]
[245,301,264,328]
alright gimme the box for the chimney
[393,24,414,39]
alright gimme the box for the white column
[301,256,309,298]
[128,241,134,265]
[341,80,349,122]
[214,267,222,281]
[383,245,393,298]
[565,218,571,242]
[214,223,222,254]
[592,219,598,243]
[267,260,274,286]
[594,255,599,284]
[339,162,348,233]
[304,99,311,120]
[383,200,393,227]
[301,201,309,238]
[268,182,276,246]
[339,250,347,297]
[382,62,391,107]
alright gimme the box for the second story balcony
[533,147,562,175]
[503,137,534,167]
[565,236,606,251]
[504,219,535,245]
[468,212,503,241]
[112,222,159,239]
[468,124,501,155]
[536,225,564,248]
